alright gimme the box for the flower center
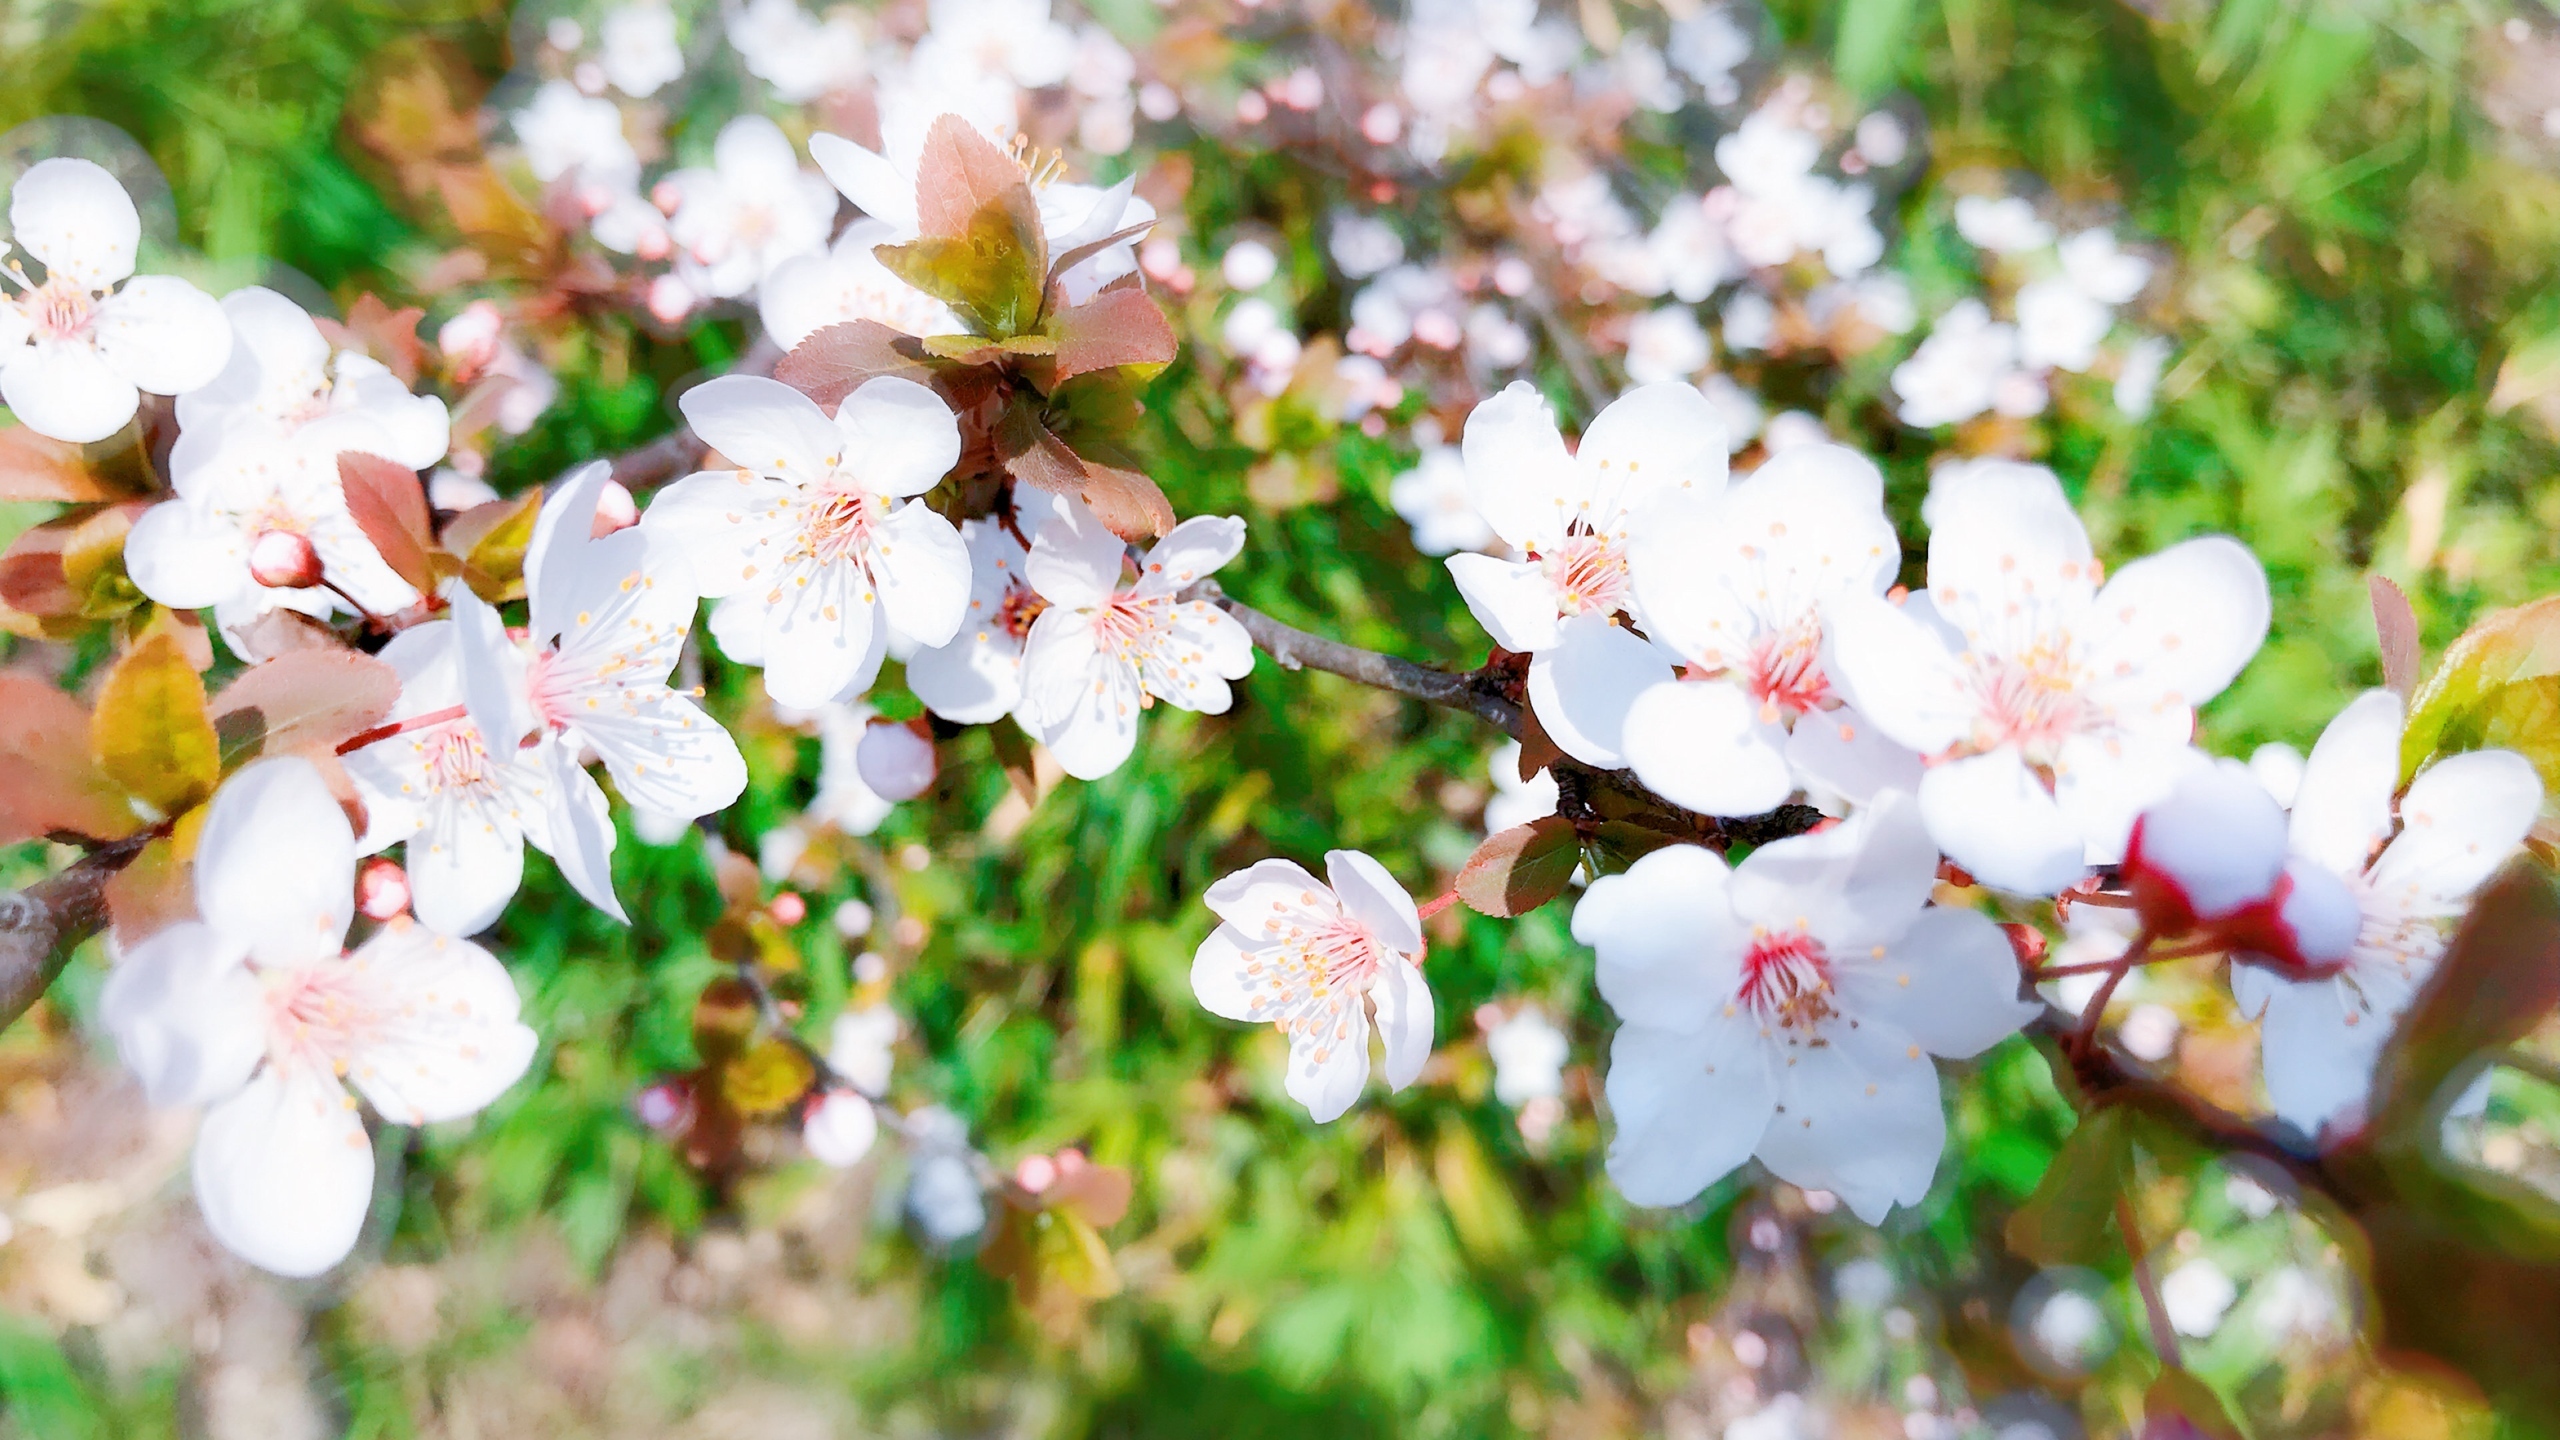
[1745,612,1830,722]
[1005,135,1065,189]
[1537,531,1631,617]
[1093,589,1178,704]
[17,273,98,343]
[1238,904,1389,1063]
[263,961,381,1080]
[425,725,490,791]
[796,487,883,568]
[1967,642,2090,760]
[1738,926,1836,1035]
[996,580,1048,641]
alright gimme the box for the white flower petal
[2287,691,2404,876]
[1602,1014,1774,1206]
[1372,957,1435,1091]
[2370,748,2543,914]
[1835,906,2036,1059]
[98,924,262,1109]
[1204,856,1328,930]
[10,158,139,288]
[525,461,613,644]
[3,339,140,443]
[1572,381,1730,525]
[341,923,537,1126]
[755,554,878,710]
[1622,679,1793,817]
[1574,844,1744,1032]
[193,1065,375,1277]
[1526,617,1667,769]
[123,500,248,609]
[2256,977,2381,1137]
[93,275,231,395]
[2080,536,2269,716]
[871,500,971,645]
[1325,849,1423,955]
[809,132,919,231]
[406,791,527,937]
[1733,791,1940,954]
[1447,552,1562,653]
[1024,616,1144,779]
[1458,380,1573,550]
[1287,1020,1372,1122]
[1785,706,1923,809]
[1754,1017,1946,1223]
[636,468,794,600]
[2055,734,2207,869]
[590,687,749,819]
[679,374,841,480]
[1918,747,2084,896]
[534,739,626,922]
[195,757,355,966]
[834,376,961,497]
[1025,499,1125,608]
[447,581,532,752]
[1626,494,1757,666]
[1821,592,1972,755]
[1190,926,1266,1022]
[1137,514,1248,594]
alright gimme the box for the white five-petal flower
[1826,461,2269,895]
[1573,792,2036,1221]
[2231,691,2541,1136]
[1621,443,1918,817]
[908,488,1059,725]
[645,374,969,708]
[98,757,536,1277]
[1443,381,1724,768]
[0,157,230,443]
[1017,503,1254,780]
[1192,850,1435,1122]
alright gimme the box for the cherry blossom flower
[1892,299,2041,427]
[1826,461,2269,895]
[1486,1005,1568,1106]
[662,116,840,302]
[0,157,229,443]
[1953,195,2054,254]
[1621,443,1918,817]
[829,1001,899,1095]
[726,0,868,103]
[1443,381,1725,768]
[1388,444,1497,557]
[1623,306,1711,385]
[803,1090,879,1166]
[1574,792,2036,1221]
[127,286,449,633]
[2229,691,2541,1135]
[98,757,535,1276]
[758,219,956,349]
[510,79,640,196]
[908,489,1059,725]
[644,374,967,708]
[1017,503,1253,780]
[342,589,564,936]
[598,2,684,97]
[453,464,748,918]
[1192,851,1434,1122]
[911,0,1075,93]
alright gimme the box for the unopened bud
[2122,764,2288,937]
[1014,1152,1058,1194]
[856,721,937,801]
[803,1089,878,1167]
[769,890,807,926]
[2224,858,2359,979]
[247,529,324,589]
[589,479,639,537]
[1999,922,2048,967]
[356,858,411,920]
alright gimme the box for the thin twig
[2116,1193,2184,1367]
[0,836,153,1031]
[1191,578,1523,736]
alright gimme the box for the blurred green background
[8,0,2560,1436]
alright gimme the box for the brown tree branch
[0,836,151,1030]
[610,337,785,492]
[1191,578,1524,736]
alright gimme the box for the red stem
[336,703,469,754]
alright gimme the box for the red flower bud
[247,529,324,589]
[356,857,411,920]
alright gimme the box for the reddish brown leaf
[314,295,430,388]
[0,427,112,502]
[914,115,1037,241]
[225,609,347,663]
[0,672,136,844]
[1049,285,1178,385]
[1047,221,1155,292]
[1048,1162,1133,1227]
[339,451,440,595]
[773,320,938,412]
[104,835,194,944]
[0,520,77,618]
[2371,573,2422,702]
[210,649,401,769]
[996,407,1092,496]
[1076,458,1176,541]
[1455,815,1581,917]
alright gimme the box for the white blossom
[725,0,868,102]
[1193,851,1435,1122]
[1892,299,2032,428]
[1388,445,1497,557]
[599,2,684,97]
[1444,381,1724,769]
[644,374,969,708]
[127,286,449,634]
[2231,691,2541,1135]
[758,219,955,350]
[829,1002,900,1095]
[1953,195,2053,254]
[663,116,840,302]
[98,758,534,1276]
[1827,462,2270,895]
[1575,793,2036,1221]
[803,1090,879,1166]
[1484,740,1560,835]
[1622,443,1918,817]
[908,488,1059,725]
[1487,1005,1568,1106]
[511,80,639,194]
[1623,306,1711,385]
[1018,504,1254,780]
[0,157,230,443]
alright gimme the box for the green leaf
[1455,815,1579,917]
[2401,595,2560,796]
[878,195,1049,340]
[90,632,219,820]
[2144,1369,2246,1440]
[444,487,542,602]
[2005,1104,2134,1267]
[209,647,401,770]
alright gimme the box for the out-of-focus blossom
[1892,299,2029,428]
[0,157,229,443]
[1667,5,1751,105]
[1954,194,2053,254]
[2161,1258,2237,1337]
[663,116,839,301]
[512,80,639,193]
[1486,1005,1568,1106]
[1484,740,1560,835]
[1388,444,1497,556]
[600,2,684,97]
[727,0,867,103]
[1330,212,1405,279]
[1623,306,1710,385]
[758,219,955,349]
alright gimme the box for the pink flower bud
[1360,103,1404,146]
[646,274,696,325]
[589,480,639,537]
[635,1077,694,1133]
[1014,1152,1058,1194]
[855,721,937,801]
[769,891,807,926]
[247,529,324,589]
[2121,766,2288,937]
[356,858,411,920]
